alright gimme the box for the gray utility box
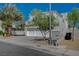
[51,31,60,40]
[51,31,60,46]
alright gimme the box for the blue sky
[0,3,79,21]
[51,3,79,13]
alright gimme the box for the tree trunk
[42,32,46,40]
[72,26,74,41]
[72,23,75,41]
[40,30,47,40]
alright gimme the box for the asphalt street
[0,41,52,56]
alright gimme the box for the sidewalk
[0,36,79,56]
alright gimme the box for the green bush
[0,31,3,35]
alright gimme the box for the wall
[25,27,60,40]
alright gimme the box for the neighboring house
[60,13,68,36]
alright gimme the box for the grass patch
[59,39,79,51]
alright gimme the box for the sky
[0,3,79,21]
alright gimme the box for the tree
[30,9,59,40]
[67,8,79,41]
[0,4,23,34]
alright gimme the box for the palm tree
[0,4,23,36]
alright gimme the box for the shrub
[0,31,3,35]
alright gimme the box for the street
[0,41,52,56]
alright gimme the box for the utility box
[51,31,60,46]
[51,31,60,40]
